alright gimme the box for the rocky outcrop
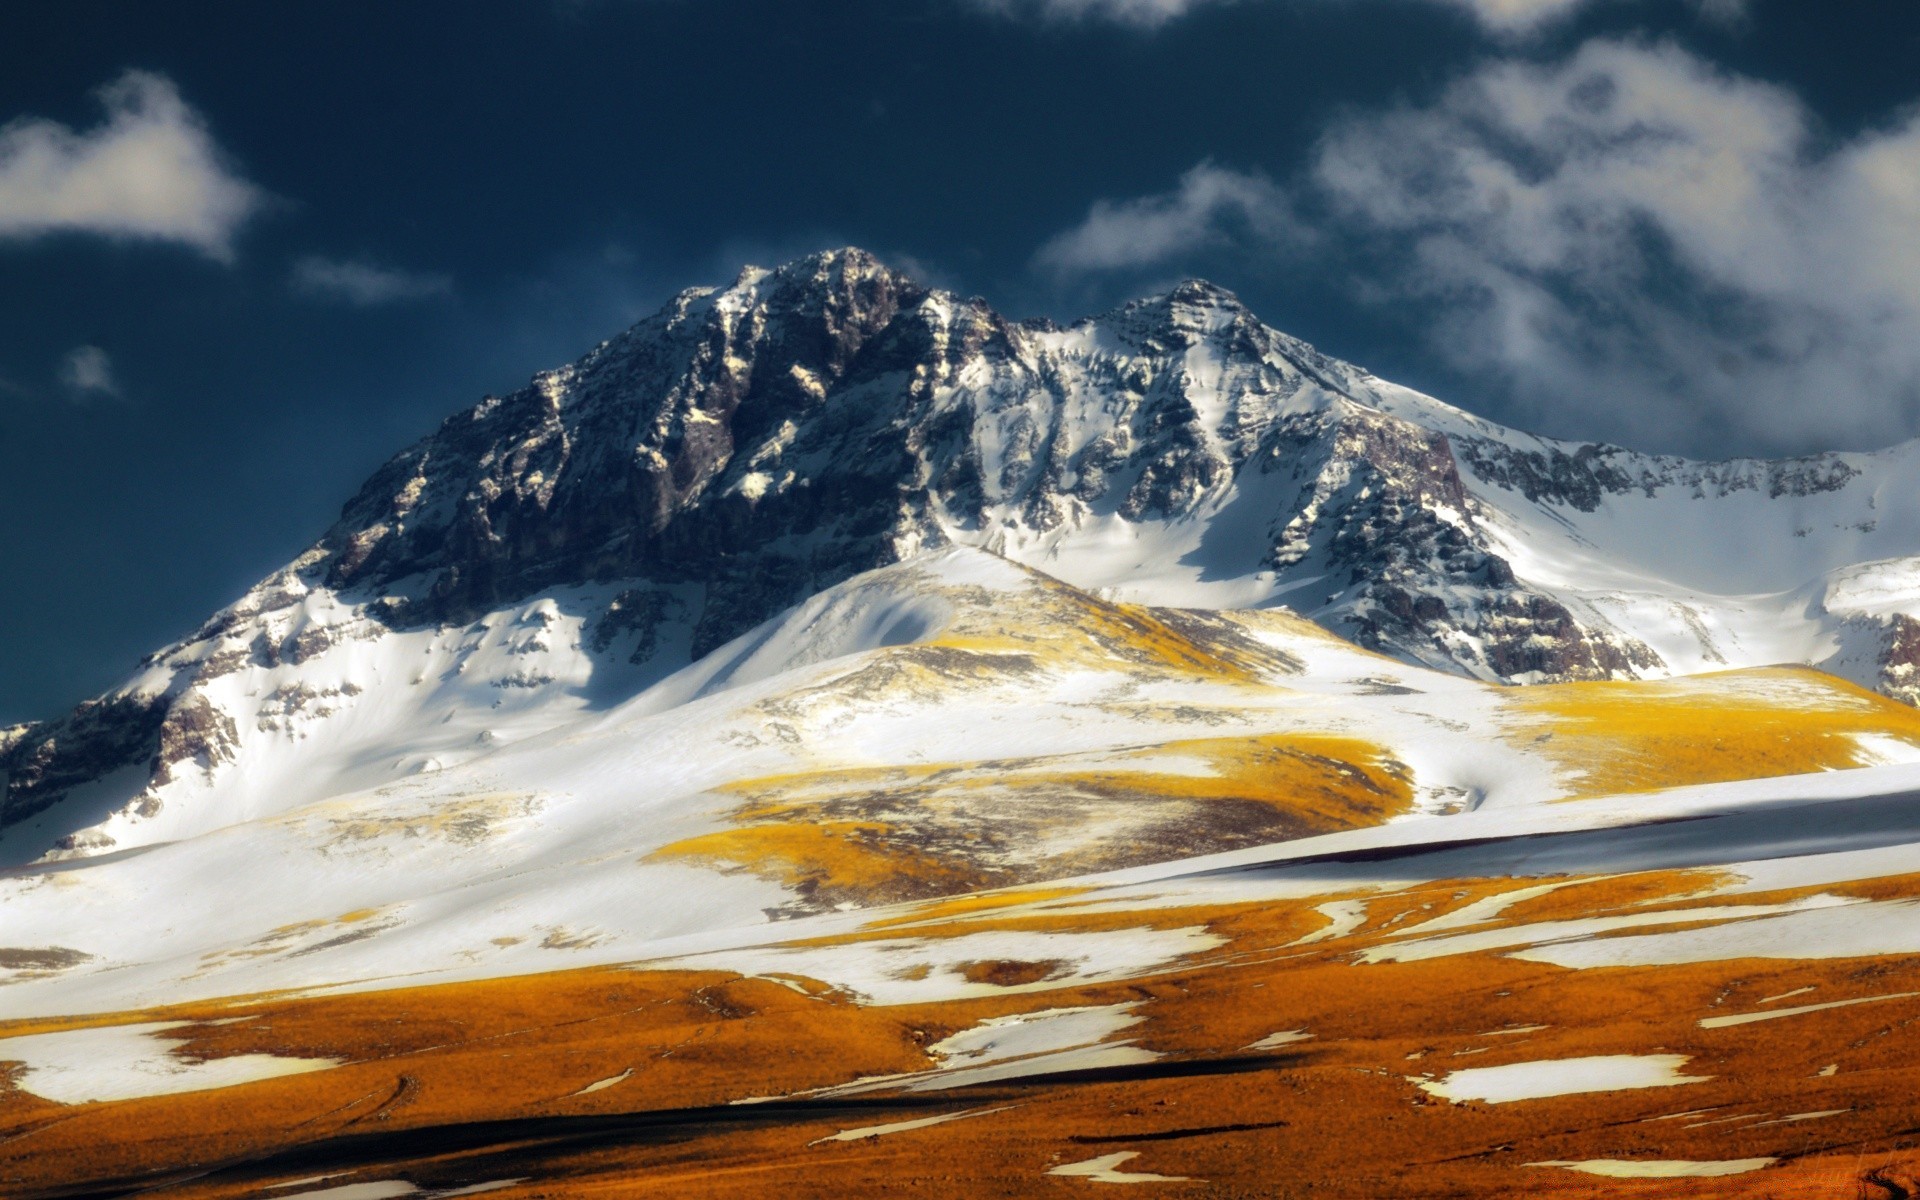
[1879,614,1920,707]
[0,694,170,828]
[283,253,1665,680]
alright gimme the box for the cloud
[290,257,452,305]
[0,71,262,260]
[961,0,1746,35]
[1036,163,1299,272]
[1038,39,1920,455]
[58,346,119,400]
[1309,38,1920,452]
[1433,0,1590,33]
[961,0,1223,28]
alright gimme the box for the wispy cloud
[1037,37,1920,454]
[58,346,119,400]
[290,256,452,305]
[0,71,263,260]
[961,0,1746,35]
[1311,37,1920,452]
[961,0,1222,29]
[1036,163,1299,273]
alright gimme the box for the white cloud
[0,72,262,260]
[290,257,452,305]
[1038,39,1920,454]
[1435,0,1589,33]
[962,0,1746,35]
[1036,163,1298,272]
[58,346,119,400]
[1309,37,1920,451]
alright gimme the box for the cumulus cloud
[0,71,262,260]
[58,346,119,400]
[290,256,452,305]
[1310,38,1920,452]
[1036,163,1299,272]
[1038,39,1920,454]
[1436,0,1589,33]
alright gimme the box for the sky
[3,0,1919,723]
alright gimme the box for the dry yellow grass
[1505,666,1920,797]
[648,733,1412,907]
[12,866,1920,1198]
[648,819,990,903]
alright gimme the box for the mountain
[8,247,1920,865]
[11,250,1920,1197]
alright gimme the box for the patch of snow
[1699,991,1920,1028]
[803,1004,1158,1097]
[1047,1152,1191,1184]
[1289,899,1370,945]
[1528,1159,1774,1178]
[1245,1029,1312,1051]
[930,1004,1145,1068]
[809,1104,1017,1144]
[570,1068,632,1095]
[1518,899,1920,968]
[1415,1054,1708,1104]
[1391,881,1572,936]
[267,1184,418,1200]
[0,1020,340,1104]
[1753,1109,1848,1126]
[1362,896,1852,964]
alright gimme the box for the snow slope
[6,548,1920,1020]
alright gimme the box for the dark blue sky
[4,0,1919,722]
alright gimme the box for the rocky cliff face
[8,247,1920,858]
[299,250,1662,677]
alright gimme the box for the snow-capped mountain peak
[9,247,1920,865]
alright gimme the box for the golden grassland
[647,734,1414,907]
[1505,666,1920,798]
[8,862,1920,1197]
[922,572,1291,685]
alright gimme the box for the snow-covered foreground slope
[6,548,1920,1022]
[13,249,1920,867]
[9,559,1920,1194]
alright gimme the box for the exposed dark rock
[1879,614,1920,707]
[0,947,93,971]
[0,694,169,827]
[150,693,239,788]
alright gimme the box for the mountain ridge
[7,245,1920,862]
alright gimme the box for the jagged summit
[312,247,1461,651]
[10,247,1920,863]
